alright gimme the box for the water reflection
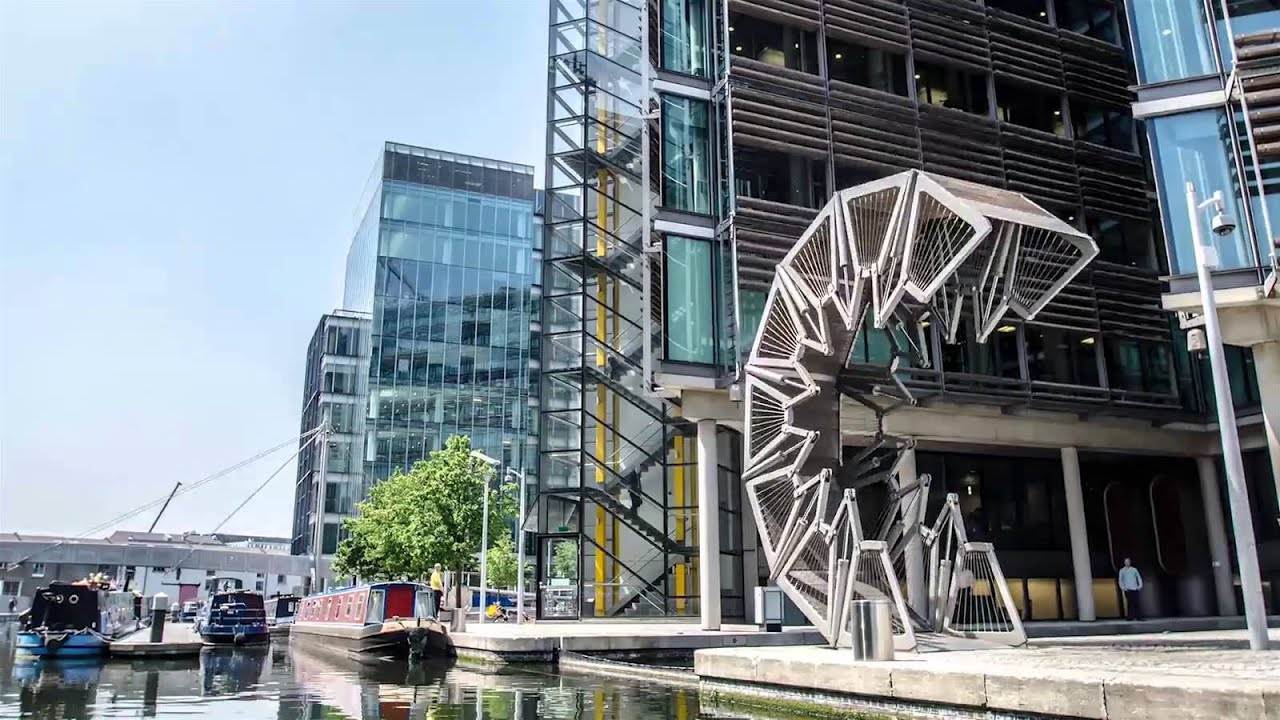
[0,627,703,720]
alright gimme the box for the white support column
[898,447,927,616]
[1061,447,1096,622]
[1197,455,1239,616]
[697,419,721,631]
[1252,341,1280,511]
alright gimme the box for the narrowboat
[289,582,446,656]
[196,590,269,645]
[266,594,299,635]
[17,582,140,658]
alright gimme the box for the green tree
[485,532,518,590]
[551,539,578,580]
[331,434,514,608]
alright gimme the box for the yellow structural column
[673,434,687,613]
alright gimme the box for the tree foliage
[485,532,518,589]
[551,539,578,580]
[331,435,514,587]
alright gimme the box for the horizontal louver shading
[728,0,822,28]
[735,197,818,291]
[824,0,909,50]
[988,13,1062,90]
[829,83,921,172]
[908,0,989,72]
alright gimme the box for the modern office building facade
[290,310,371,558]
[342,142,540,498]
[539,0,1278,625]
[1121,0,1280,617]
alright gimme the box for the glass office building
[343,142,540,503]
[539,0,1280,626]
[1123,0,1280,608]
[290,310,371,558]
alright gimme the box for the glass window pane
[662,0,708,77]
[1130,0,1217,83]
[1147,109,1255,274]
[661,96,712,214]
[665,235,715,363]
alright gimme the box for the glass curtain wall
[665,235,715,363]
[662,95,712,214]
[1147,108,1256,273]
[662,0,708,76]
[1130,0,1218,83]
[543,0,701,620]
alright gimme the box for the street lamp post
[507,466,528,625]
[1186,182,1270,651]
[470,450,501,625]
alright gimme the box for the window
[1105,338,1174,394]
[1147,109,1255,274]
[728,12,818,74]
[826,39,908,96]
[938,318,1023,378]
[206,570,216,576]
[255,581,265,592]
[996,80,1064,135]
[1130,0,1217,83]
[662,95,712,214]
[277,574,286,584]
[915,62,989,116]
[30,563,45,577]
[1070,101,1134,151]
[666,236,716,364]
[733,147,827,209]
[988,0,1048,21]
[1026,326,1100,386]
[1087,216,1156,269]
[1055,0,1118,44]
[322,523,340,555]
[737,289,767,358]
[662,0,708,77]
[1,580,19,596]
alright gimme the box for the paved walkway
[696,629,1280,719]
[110,622,203,657]
[450,621,823,662]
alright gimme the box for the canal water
[0,625,847,720]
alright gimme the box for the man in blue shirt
[1118,558,1143,621]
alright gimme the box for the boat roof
[303,581,425,599]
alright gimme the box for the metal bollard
[149,592,168,643]
[848,598,894,661]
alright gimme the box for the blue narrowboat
[17,582,139,658]
[197,589,269,645]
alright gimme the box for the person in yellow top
[428,564,444,619]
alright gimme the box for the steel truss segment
[900,174,993,303]
[777,266,832,355]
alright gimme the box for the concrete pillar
[1197,455,1239,616]
[898,448,927,616]
[697,419,721,630]
[1252,341,1280,510]
[1061,447,1096,622]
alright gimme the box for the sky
[0,0,548,538]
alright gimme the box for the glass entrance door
[536,535,580,620]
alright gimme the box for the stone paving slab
[451,621,823,661]
[696,635,1280,719]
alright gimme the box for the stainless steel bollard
[848,598,894,661]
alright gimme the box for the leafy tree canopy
[331,435,514,586]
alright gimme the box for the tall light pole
[471,450,500,624]
[507,466,528,624]
[1186,182,1270,651]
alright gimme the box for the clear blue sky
[0,0,548,538]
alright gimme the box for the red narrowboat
[289,582,444,655]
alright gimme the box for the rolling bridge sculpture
[743,171,1098,650]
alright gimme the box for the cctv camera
[1210,211,1236,237]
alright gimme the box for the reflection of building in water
[287,640,695,720]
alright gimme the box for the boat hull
[16,631,107,658]
[290,619,447,656]
[199,627,269,645]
